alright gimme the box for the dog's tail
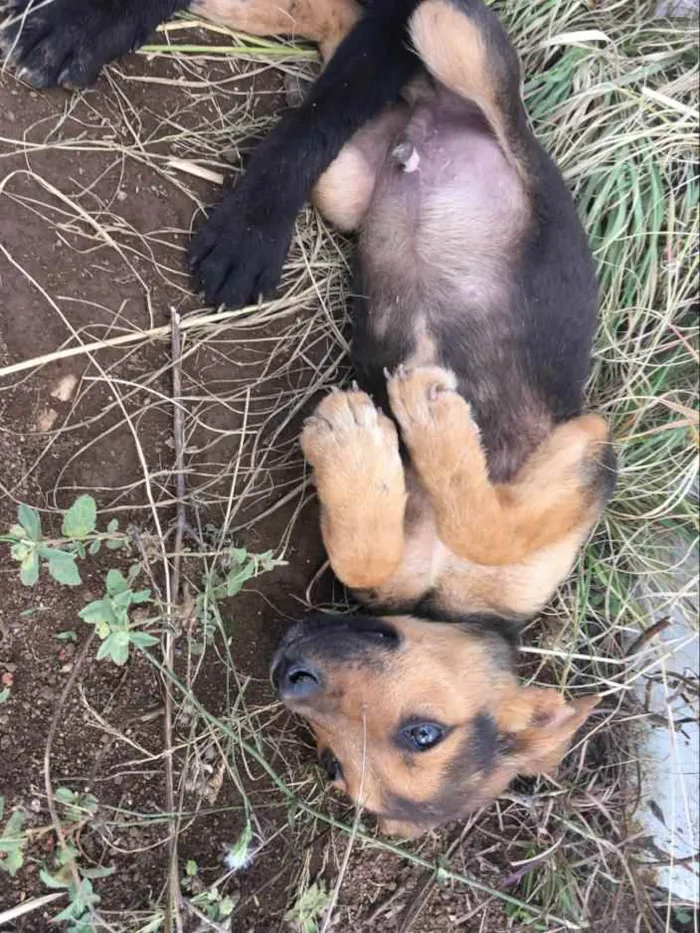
[409,0,533,181]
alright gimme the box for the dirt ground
[0,27,662,933]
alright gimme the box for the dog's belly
[360,94,527,304]
[354,92,549,480]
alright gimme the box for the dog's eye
[402,723,444,751]
[320,748,343,782]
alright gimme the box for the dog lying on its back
[3,0,616,837]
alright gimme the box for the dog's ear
[497,687,600,776]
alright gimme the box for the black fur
[188,0,423,307]
[3,0,422,308]
[368,594,522,662]
[3,0,188,87]
[270,611,400,676]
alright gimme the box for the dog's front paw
[386,365,482,478]
[387,364,470,431]
[302,389,401,482]
[2,0,180,88]
[302,388,406,590]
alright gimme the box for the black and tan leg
[195,0,405,232]
[407,0,533,182]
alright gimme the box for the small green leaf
[88,539,101,556]
[54,787,76,805]
[40,868,69,890]
[0,809,27,877]
[80,599,116,627]
[131,588,151,604]
[186,860,198,877]
[107,518,119,534]
[9,524,27,539]
[56,631,78,643]
[61,495,97,539]
[18,504,41,540]
[129,632,159,648]
[96,638,113,662]
[46,550,81,587]
[225,562,255,597]
[113,589,134,611]
[106,569,129,596]
[229,547,249,565]
[259,551,280,572]
[11,540,31,562]
[0,689,10,704]
[20,550,39,586]
[97,632,130,665]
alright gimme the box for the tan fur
[387,366,610,566]
[301,390,407,589]
[192,0,361,60]
[370,501,596,620]
[312,105,408,230]
[313,145,376,231]
[304,371,610,617]
[283,615,600,835]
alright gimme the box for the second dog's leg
[193,0,361,61]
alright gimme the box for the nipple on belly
[392,139,420,173]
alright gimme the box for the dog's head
[271,613,598,837]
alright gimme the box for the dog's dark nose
[273,656,322,700]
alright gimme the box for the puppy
[3,0,616,836]
[269,0,616,837]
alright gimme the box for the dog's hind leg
[408,0,535,184]
[312,103,409,231]
[388,366,614,566]
[195,0,407,233]
[301,390,407,590]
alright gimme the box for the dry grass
[0,1,697,931]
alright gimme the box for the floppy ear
[497,687,600,776]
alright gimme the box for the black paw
[189,186,296,309]
[1,0,180,88]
